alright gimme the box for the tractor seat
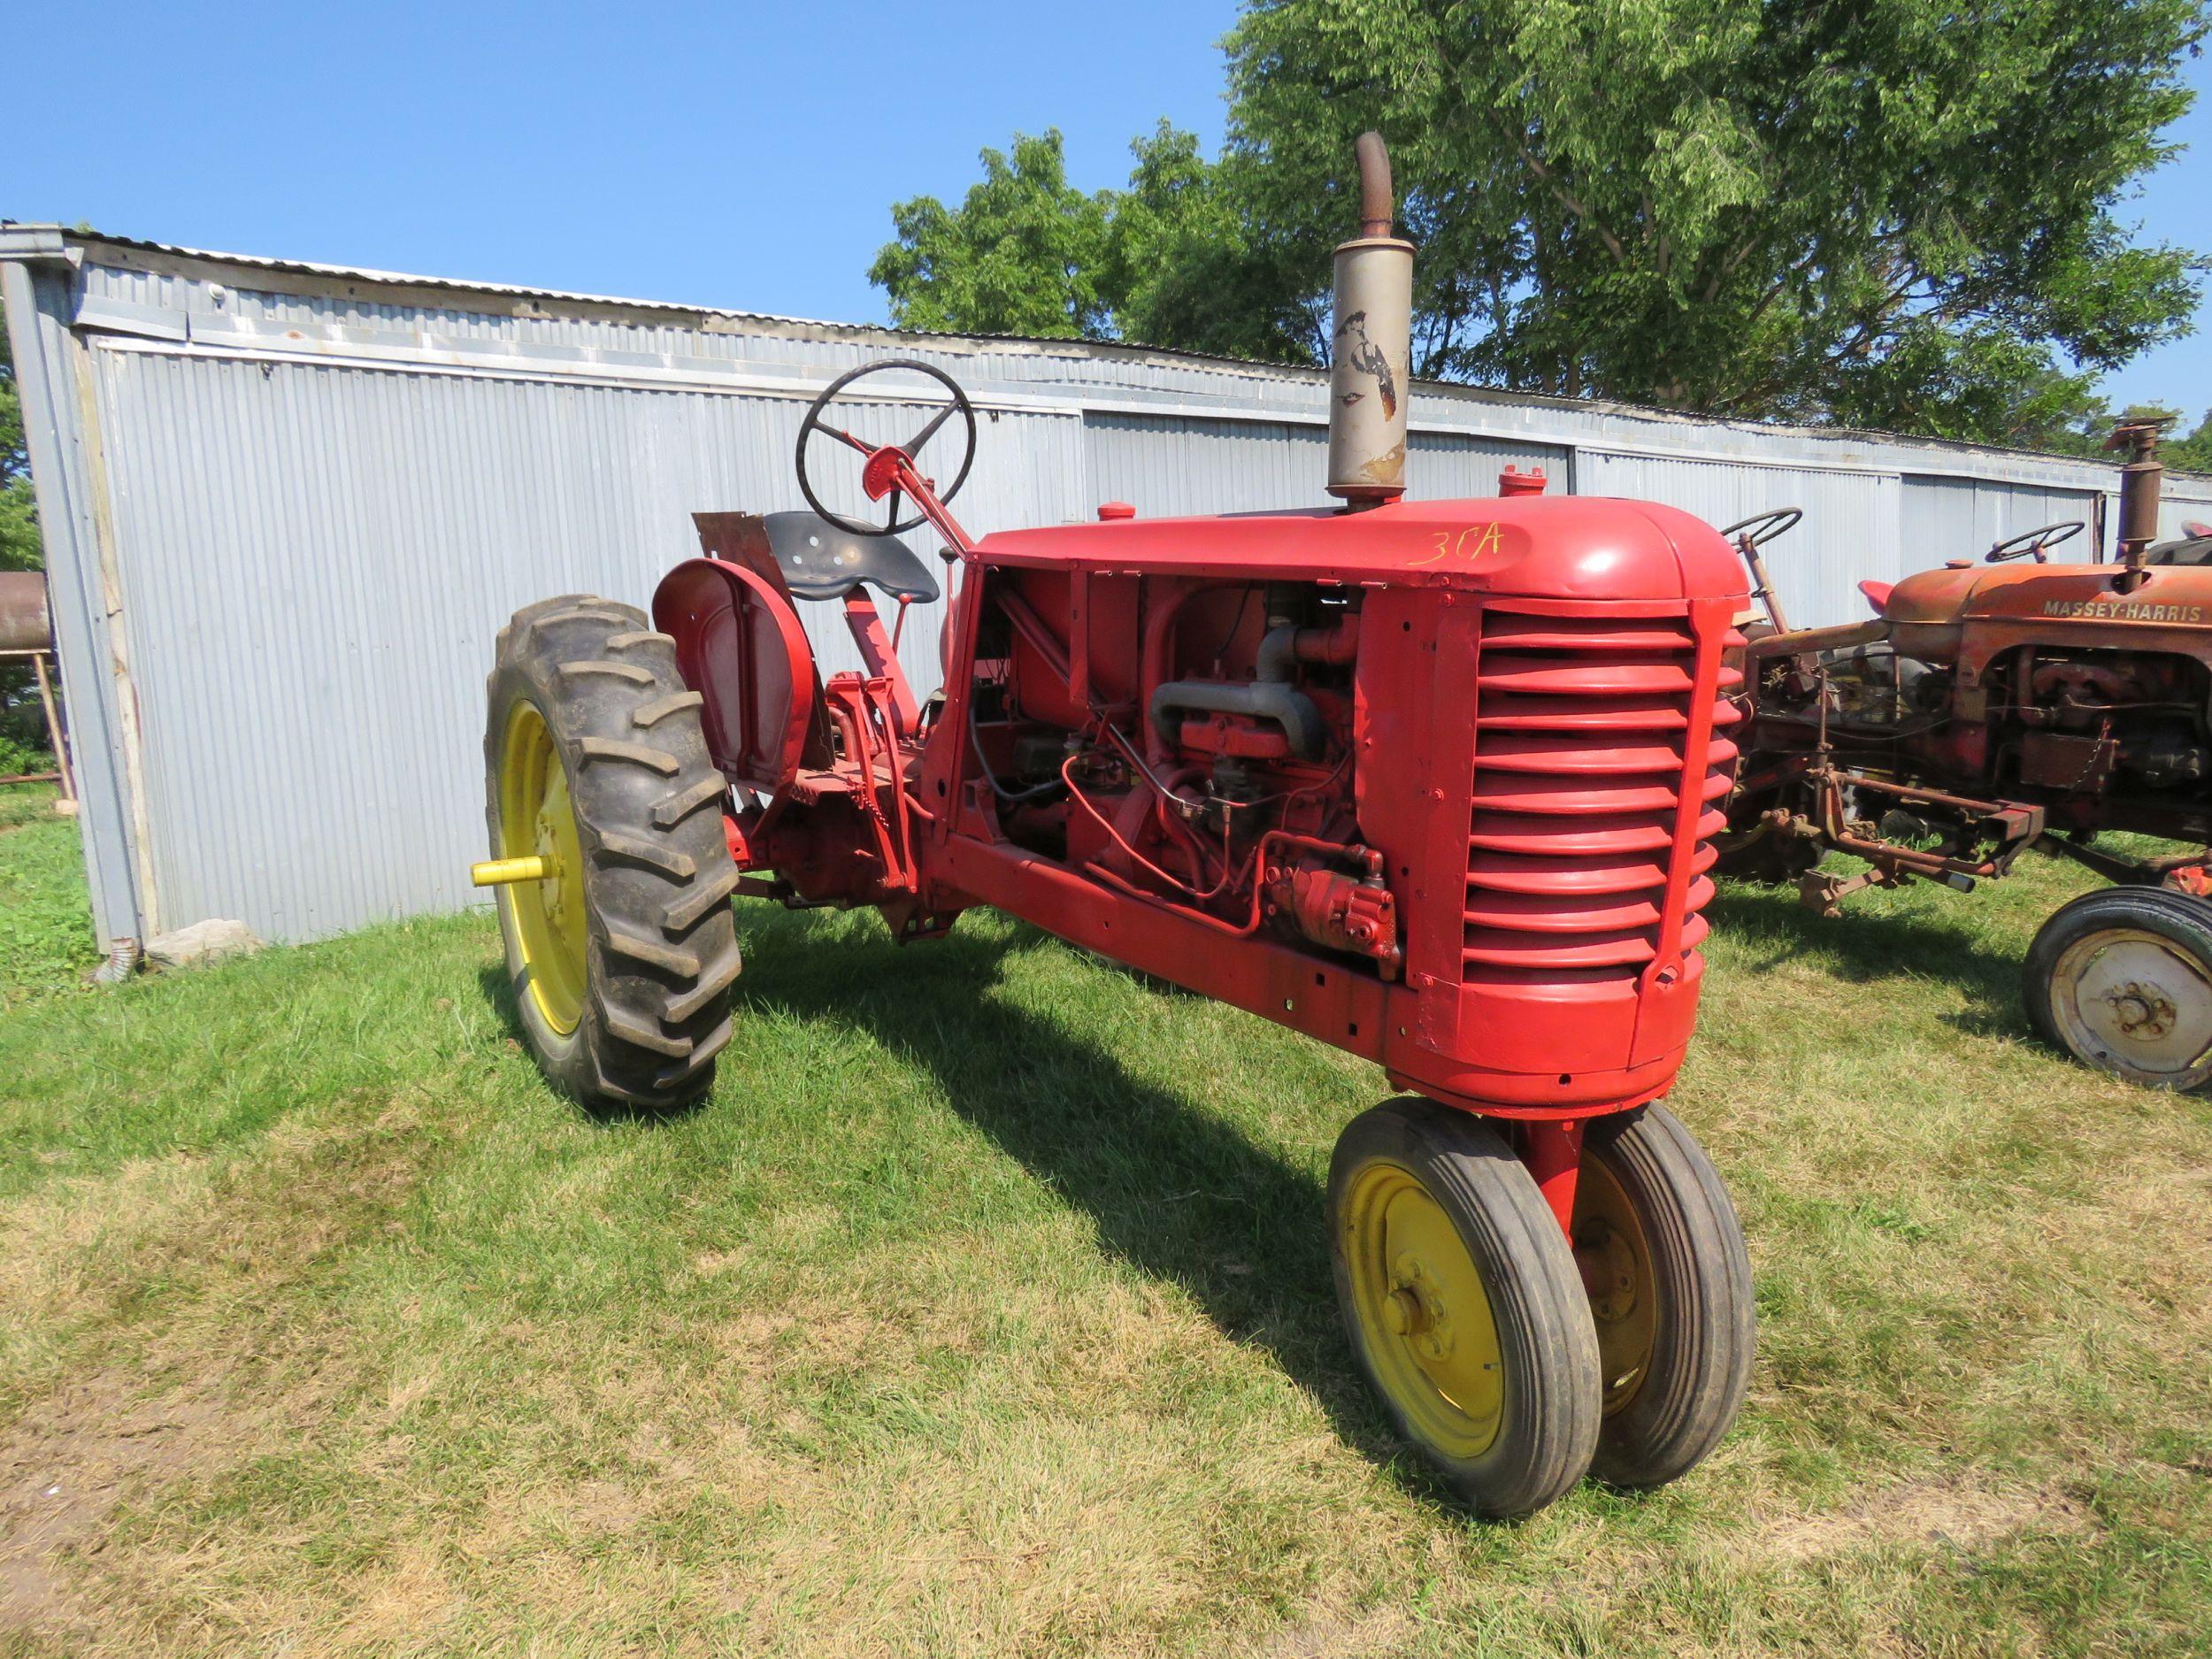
[1858,579,1894,616]
[761,511,941,605]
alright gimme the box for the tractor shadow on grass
[720,910,1476,1511]
[1706,879,2033,1042]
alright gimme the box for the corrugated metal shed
[10,224,2212,949]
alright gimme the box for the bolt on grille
[1463,609,1742,984]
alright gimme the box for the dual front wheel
[1329,1100,1754,1517]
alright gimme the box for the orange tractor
[1724,424,2212,1088]
[472,138,1755,1516]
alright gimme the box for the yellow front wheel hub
[496,701,589,1033]
[1341,1163,1506,1458]
[1574,1157,1660,1416]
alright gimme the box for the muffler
[1326,133,1416,505]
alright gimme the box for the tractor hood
[1884,560,2212,630]
[976,496,1747,605]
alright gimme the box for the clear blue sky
[12,1,2210,417]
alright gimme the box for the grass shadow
[1708,881,2032,1040]
[723,910,1462,1505]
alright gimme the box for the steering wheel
[1719,508,1803,548]
[795,359,977,538]
[1986,520,2085,564]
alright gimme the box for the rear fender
[652,558,819,811]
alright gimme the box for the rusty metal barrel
[0,572,52,654]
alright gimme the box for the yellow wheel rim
[1573,1157,1659,1417]
[497,701,588,1034]
[1341,1162,1505,1459]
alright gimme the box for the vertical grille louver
[1463,611,1742,984]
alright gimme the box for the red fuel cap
[1097,501,1136,520]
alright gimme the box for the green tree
[869,130,1115,338]
[2156,409,2212,472]
[1222,0,2205,443]
[1102,122,1325,363]
[1,311,40,574]
[872,124,1325,361]
[874,3,2205,450]
[0,306,53,771]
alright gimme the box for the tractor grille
[1463,610,1741,985]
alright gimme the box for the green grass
[0,818,2208,1656]
[0,787,98,1006]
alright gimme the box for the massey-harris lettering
[2043,598,2204,621]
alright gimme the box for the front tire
[1328,1100,1602,1517]
[1573,1105,1755,1487]
[485,595,741,1110]
[2024,887,2212,1089]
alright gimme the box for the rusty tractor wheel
[2024,887,2212,1090]
[484,595,741,1111]
[1329,1099,1601,1517]
[1573,1105,1755,1488]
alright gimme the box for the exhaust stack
[2108,417,2166,573]
[1326,133,1416,505]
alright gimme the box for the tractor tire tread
[603,1006,694,1057]
[603,931,700,978]
[579,737,681,775]
[532,603,638,631]
[664,864,744,933]
[560,659,656,685]
[634,690,706,727]
[593,832,696,881]
[658,1014,733,1085]
[665,948,744,1023]
[485,596,741,1111]
[654,776,726,829]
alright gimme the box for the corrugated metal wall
[11,230,2210,949]
[1902,476,2108,567]
[1083,413,1571,515]
[88,344,1082,941]
[1578,453,1905,629]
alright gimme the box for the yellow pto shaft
[471,855,555,887]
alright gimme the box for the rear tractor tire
[484,595,741,1110]
[1328,1100,1602,1517]
[2024,886,2212,1090]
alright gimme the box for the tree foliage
[1,313,39,575]
[0,308,53,768]
[1227,0,2204,441]
[872,0,2207,450]
[872,125,1319,362]
[868,131,1115,339]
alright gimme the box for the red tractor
[472,138,1755,1517]
[1724,424,2212,1089]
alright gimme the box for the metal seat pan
[762,512,940,604]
